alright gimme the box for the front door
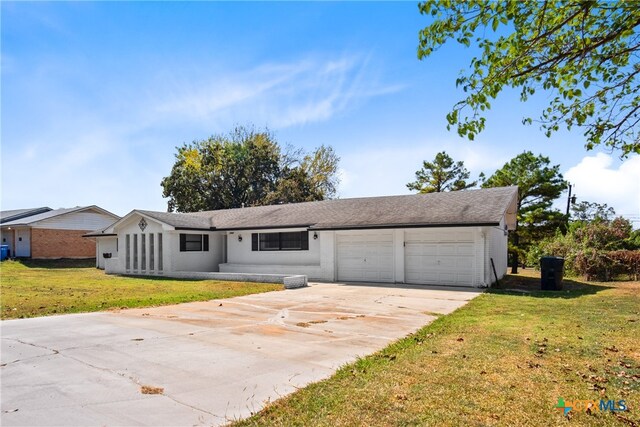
[15,228,31,257]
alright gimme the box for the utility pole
[566,183,573,217]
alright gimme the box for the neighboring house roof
[83,210,213,237]
[0,205,119,227]
[0,207,52,224]
[101,186,518,234]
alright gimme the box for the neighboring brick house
[0,206,120,259]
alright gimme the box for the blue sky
[2,2,639,223]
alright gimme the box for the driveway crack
[1,338,59,365]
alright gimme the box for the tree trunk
[511,231,519,274]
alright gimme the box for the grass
[234,270,640,427]
[0,259,282,319]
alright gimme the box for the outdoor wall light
[313,232,318,240]
[238,235,243,242]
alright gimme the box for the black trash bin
[540,256,564,290]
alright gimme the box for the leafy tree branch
[418,0,640,155]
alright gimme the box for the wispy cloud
[146,53,404,130]
[2,50,403,214]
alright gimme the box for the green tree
[407,151,476,193]
[482,151,566,273]
[418,1,640,156]
[263,168,321,205]
[300,145,340,200]
[262,146,340,205]
[161,126,340,212]
[571,201,616,222]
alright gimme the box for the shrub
[574,248,614,281]
[608,250,640,280]
[526,217,637,281]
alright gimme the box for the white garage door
[337,232,394,282]
[405,231,475,287]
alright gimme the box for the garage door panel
[337,233,394,283]
[363,270,393,281]
[405,237,475,287]
[438,244,458,256]
[407,258,437,268]
[407,230,475,243]
[365,247,392,257]
[439,258,457,269]
[456,258,474,269]
[439,272,457,284]
[456,244,474,256]
[406,270,434,283]
[421,244,437,256]
[457,273,474,283]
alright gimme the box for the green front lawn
[0,259,282,319]
[235,271,639,426]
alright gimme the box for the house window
[125,234,130,270]
[141,234,146,271]
[157,233,163,271]
[259,233,280,251]
[252,232,309,251]
[179,234,209,252]
[149,234,154,271]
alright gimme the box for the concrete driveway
[1,282,481,426]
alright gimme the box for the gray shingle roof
[1,206,118,227]
[131,187,517,231]
[137,210,214,230]
[0,207,51,224]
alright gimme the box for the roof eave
[309,222,501,231]
[215,224,313,232]
[82,233,117,238]
[174,226,217,231]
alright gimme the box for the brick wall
[31,228,96,259]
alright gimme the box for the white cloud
[564,153,640,218]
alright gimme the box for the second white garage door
[405,231,476,287]
[336,232,394,282]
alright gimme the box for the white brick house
[88,187,518,287]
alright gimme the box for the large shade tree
[482,151,566,273]
[161,126,340,212]
[407,151,476,193]
[418,0,640,156]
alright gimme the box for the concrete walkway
[1,282,481,426]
